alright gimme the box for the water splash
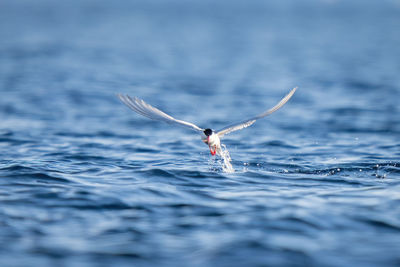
[207,144,234,173]
[220,144,234,173]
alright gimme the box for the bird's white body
[202,131,221,156]
[118,87,297,156]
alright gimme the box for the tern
[118,87,297,156]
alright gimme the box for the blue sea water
[1,0,400,266]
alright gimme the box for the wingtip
[117,93,139,103]
[116,93,124,100]
[285,87,298,99]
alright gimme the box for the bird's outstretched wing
[216,87,297,137]
[118,94,204,132]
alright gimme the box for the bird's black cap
[204,129,212,136]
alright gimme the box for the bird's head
[204,128,213,136]
[202,128,213,144]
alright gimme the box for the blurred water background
[1,0,400,266]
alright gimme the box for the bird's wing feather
[216,87,297,137]
[118,94,204,132]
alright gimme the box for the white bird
[118,87,297,156]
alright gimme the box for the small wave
[4,172,71,184]
[261,140,298,149]
[0,136,32,145]
[137,168,177,178]
[361,218,400,231]
[0,164,36,172]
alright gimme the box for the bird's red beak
[209,145,216,156]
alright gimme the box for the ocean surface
[1,0,400,266]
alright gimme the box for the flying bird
[118,87,297,156]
